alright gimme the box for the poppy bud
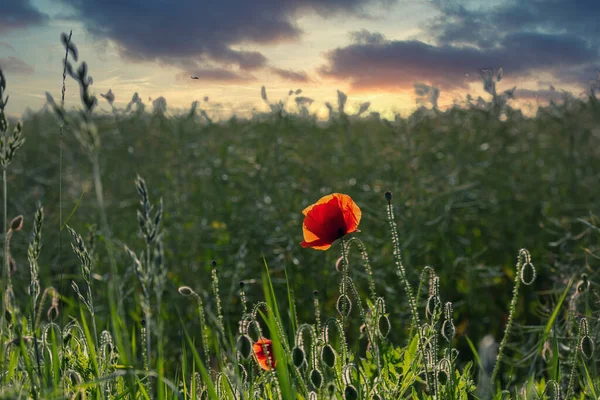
[321,344,336,368]
[384,191,393,203]
[237,335,252,359]
[327,383,336,396]
[437,369,448,385]
[378,315,391,338]
[292,346,305,367]
[336,295,352,317]
[10,215,23,231]
[581,335,594,360]
[520,262,536,285]
[344,385,358,400]
[310,369,323,389]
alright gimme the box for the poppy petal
[300,238,332,250]
[302,194,336,216]
[336,194,361,233]
[303,198,347,243]
[302,224,320,243]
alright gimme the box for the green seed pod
[292,346,305,368]
[322,344,336,368]
[310,369,323,389]
[237,335,252,359]
[581,335,594,360]
[344,385,359,400]
[378,315,391,338]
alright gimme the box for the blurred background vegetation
[5,85,600,378]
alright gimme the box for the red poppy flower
[253,337,276,371]
[300,193,361,250]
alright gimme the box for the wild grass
[0,33,600,398]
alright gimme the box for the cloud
[270,67,310,82]
[0,42,16,53]
[0,0,49,33]
[54,0,388,77]
[0,56,34,75]
[427,0,600,48]
[318,24,598,92]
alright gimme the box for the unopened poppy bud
[378,316,391,338]
[310,369,323,389]
[581,335,594,360]
[437,369,448,385]
[292,346,305,367]
[344,385,358,400]
[327,383,336,396]
[10,215,23,231]
[321,344,336,368]
[336,294,352,317]
[237,335,252,359]
[384,191,393,203]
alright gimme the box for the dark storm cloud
[0,56,35,75]
[0,0,49,33]
[270,67,310,82]
[428,0,600,48]
[54,0,388,75]
[319,30,597,91]
[319,0,600,92]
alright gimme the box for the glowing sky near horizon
[0,0,598,118]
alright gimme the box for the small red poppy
[253,337,276,371]
[300,193,362,250]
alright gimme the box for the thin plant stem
[59,30,72,330]
[145,244,153,398]
[340,237,349,329]
[385,194,419,332]
[490,250,528,383]
[92,155,110,236]
[566,319,587,399]
[3,169,8,287]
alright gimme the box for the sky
[0,0,598,119]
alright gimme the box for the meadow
[0,33,600,399]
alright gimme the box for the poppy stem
[339,237,350,329]
[490,249,530,384]
[385,197,420,334]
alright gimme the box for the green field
[1,48,600,398]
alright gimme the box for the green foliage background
[6,91,600,376]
